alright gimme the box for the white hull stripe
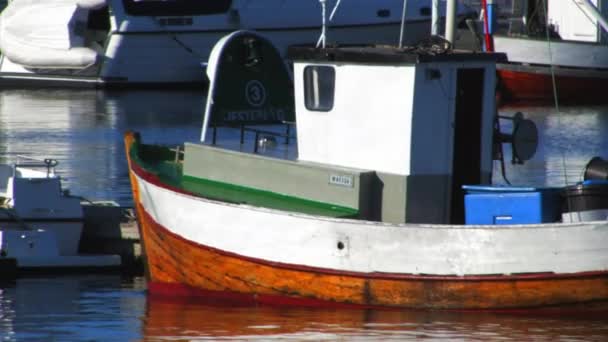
[133,168,608,276]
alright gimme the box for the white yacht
[0,0,473,87]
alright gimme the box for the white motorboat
[0,0,474,87]
[0,156,120,271]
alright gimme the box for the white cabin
[288,47,502,223]
[192,32,504,225]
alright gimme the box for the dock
[80,202,143,275]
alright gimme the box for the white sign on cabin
[329,174,354,188]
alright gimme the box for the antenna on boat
[317,0,327,48]
[480,0,495,51]
[431,0,440,36]
[399,0,408,48]
[329,0,343,21]
[316,0,343,48]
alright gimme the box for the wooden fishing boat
[125,26,608,310]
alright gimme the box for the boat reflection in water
[142,295,608,340]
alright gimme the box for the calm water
[0,89,607,340]
[1,276,608,341]
[0,89,206,206]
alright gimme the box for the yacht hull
[497,63,608,104]
[493,36,608,103]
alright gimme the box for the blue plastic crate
[462,185,562,225]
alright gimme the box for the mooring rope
[539,0,567,186]
[329,0,343,21]
[149,17,206,62]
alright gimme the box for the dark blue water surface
[0,276,145,341]
[0,89,607,340]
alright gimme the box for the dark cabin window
[304,66,335,112]
[123,0,232,16]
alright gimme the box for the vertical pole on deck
[399,0,408,48]
[445,0,457,46]
[481,0,495,52]
[431,0,440,36]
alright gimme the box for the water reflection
[0,90,607,340]
[0,89,205,206]
[496,105,608,187]
[0,89,607,206]
[142,296,608,341]
[0,276,145,341]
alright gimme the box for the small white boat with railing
[0,155,120,271]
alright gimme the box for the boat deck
[130,132,359,219]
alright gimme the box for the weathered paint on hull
[497,64,608,104]
[124,133,608,310]
[134,205,608,310]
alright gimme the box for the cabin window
[122,0,232,16]
[304,66,335,112]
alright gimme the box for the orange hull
[136,205,608,309]
[125,133,608,310]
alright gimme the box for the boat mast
[399,0,408,48]
[480,0,495,51]
[445,0,457,45]
[431,0,440,35]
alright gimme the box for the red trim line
[134,197,608,282]
[130,158,197,198]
